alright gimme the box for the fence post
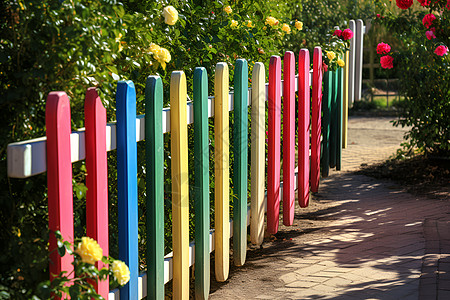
[282,51,295,225]
[311,47,323,193]
[85,88,109,298]
[233,59,248,266]
[193,67,210,300]
[46,92,74,285]
[348,20,356,107]
[116,81,139,300]
[170,71,190,298]
[250,63,265,246]
[145,76,165,299]
[298,49,310,208]
[355,19,364,102]
[214,63,230,282]
[321,71,332,177]
[267,56,281,233]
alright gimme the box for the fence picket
[116,81,139,300]
[337,67,343,171]
[311,47,323,193]
[193,67,210,300]
[330,70,338,169]
[145,76,165,299]
[343,51,349,148]
[298,49,310,208]
[348,20,356,107]
[321,71,332,177]
[282,51,295,226]
[214,63,230,282]
[170,72,190,299]
[233,59,248,266]
[46,92,74,286]
[267,56,281,233]
[250,63,266,246]
[85,88,109,298]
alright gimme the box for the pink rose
[333,29,342,37]
[380,55,394,69]
[426,30,436,40]
[396,0,413,9]
[377,42,391,54]
[342,28,354,40]
[422,14,436,29]
[434,45,448,56]
[376,14,381,18]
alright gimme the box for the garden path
[209,116,450,299]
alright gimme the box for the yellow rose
[230,20,238,28]
[295,20,303,30]
[75,237,103,265]
[149,43,160,54]
[112,260,130,286]
[224,5,232,14]
[265,16,279,27]
[282,24,291,34]
[162,6,178,25]
[154,47,171,70]
[246,20,253,28]
[327,51,336,61]
[337,58,345,67]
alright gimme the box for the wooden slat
[336,67,343,171]
[46,92,74,286]
[298,49,310,208]
[355,19,364,102]
[145,76,165,299]
[311,47,323,193]
[321,71,332,178]
[267,55,281,234]
[214,63,230,282]
[116,81,139,300]
[193,67,210,300]
[329,70,338,169]
[282,51,295,226]
[250,63,266,246]
[170,71,190,299]
[348,20,356,108]
[85,88,109,298]
[343,51,349,149]
[233,59,248,267]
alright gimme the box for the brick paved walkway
[209,116,450,300]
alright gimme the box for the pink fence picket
[298,49,310,208]
[85,88,109,298]
[267,55,281,234]
[46,92,74,283]
[311,47,323,193]
[282,51,295,226]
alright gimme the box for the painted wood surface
[355,19,364,102]
[298,49,310,208]
[267,56,281,234]
[170,71,190,299]
[348,20,356,108]
[321,71,332,178]
[214,63,230,282]
[145,76,165,299]
[343,51,349,149]
[250,62,265,246]
[282,51,295,226]
[193,67,210,300]
[336,67,343,171]
[84,88,109,298]
[329,70,338,169]
[116,81,139,300]
[311,47,322,193]
[46,92,74,284]
[233,59,248,266]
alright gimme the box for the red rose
[422,14,436,29]
[434,45,448,56]
[417,0,430,6]
[333,29,342,37]
[342,28,354,40]
[396,0,413,9]
[426,30,436,40]
[377,42,391,54]
[380,55,394,69]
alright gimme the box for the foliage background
[0,0,365,298]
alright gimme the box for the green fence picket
[336,67,343,171]
[321,71,332,177]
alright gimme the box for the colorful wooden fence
[6,21,364,300]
